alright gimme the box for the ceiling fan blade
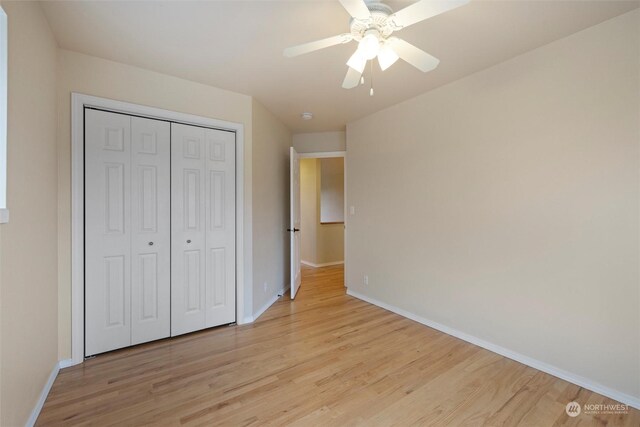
[347,50,367,73]
[338,0,371,20]
[389,0,469,29]
[342,67,363,89]
[388,38,439,72]
[284,33,353,58]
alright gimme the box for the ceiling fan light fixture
[378,42,399,71]
[283,0,469,91]
[346,50,367,73]
[358,30,381,60]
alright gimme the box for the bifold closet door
[130,116,171,346]
[171,123,236,336]
[85,109,170,356]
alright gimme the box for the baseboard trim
[346,289,640,410]
[250,286,290,323]
[253,294,280,322]
[26,359,68,427]
[301,260,344,268]
[279,285,291,297]
[58,358,75,369]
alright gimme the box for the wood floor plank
[37,265,639,426]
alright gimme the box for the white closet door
[85,109,132,356]
[171,123,207,335]
[130,117,171,345]
[205,128,236,327]
[171,123,236,336]
[85,110,171,356]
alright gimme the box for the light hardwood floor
[39,265,639,426]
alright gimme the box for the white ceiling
[40,0,639,133]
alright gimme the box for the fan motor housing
[349,1,395,40]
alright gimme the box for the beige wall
[300,158,344,266]
[346,9,640,401]
[0,2,58,425]
[293,131,345,153]
[251,99,291,314]
[56,49,254,358]
[319,157,344,223]
[316,224,344,265]
[300,159,318,264]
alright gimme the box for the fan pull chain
[369,61,374,96]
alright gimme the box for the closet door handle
[187,239,192,244]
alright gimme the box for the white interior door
[290,147,301,299]
[130,116,171,345]
[85,109,132,356]
[85,110,171,356]
[204,128,236,328]
[171,123,236,336]
[171,123,206,335]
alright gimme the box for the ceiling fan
[283,0,469,91]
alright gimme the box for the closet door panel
[131,117,171,345]
[171,123,206,336]
[85,109,132,356]
[205,129,236,327]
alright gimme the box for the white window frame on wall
[70,93,247,365]
[0,6,8,224]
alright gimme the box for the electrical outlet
[364,275,368,286]
[350,206,356,215]
[263,282,268,293]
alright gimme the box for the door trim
[298,151,345,159]
[71,93,246,365]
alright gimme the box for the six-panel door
[130,117,171,346]
[204,128,236,328]
[86,111,236,353]
[85,109,133,356]
[85,110,172,356]
[171,123,236,336]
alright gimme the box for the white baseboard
[26,359,71,427]
[58,358,75,369]
[252,294,280,322]
[301,260,344,268]
[346,289,640,410]
[248,285,290,323]
[279,284,291,297]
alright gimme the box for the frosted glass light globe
[358,33,380,60]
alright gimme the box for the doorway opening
[289,150,346,299]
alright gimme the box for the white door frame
[297,151,347,286]
[71,93,247,365]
